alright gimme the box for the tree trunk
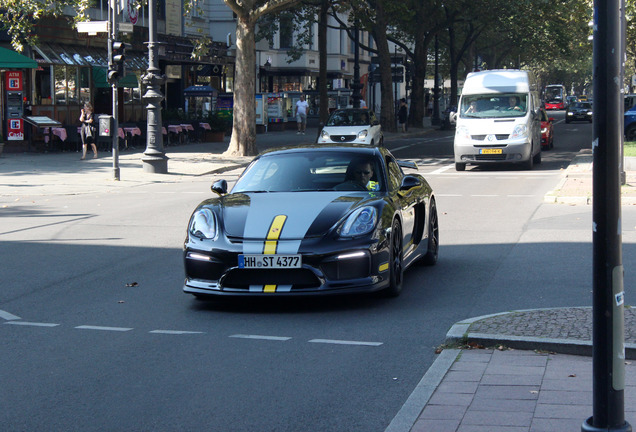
[223,16,258,157]
[318,0,329,126]
[372,3,396,132]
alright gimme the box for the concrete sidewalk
[3,128,636,431]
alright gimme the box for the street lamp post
[431,35,441,126]
[141,0,168,173]
[351,23,362,109]
[108,0,120,180]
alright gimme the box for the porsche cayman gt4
[183,145,438,298]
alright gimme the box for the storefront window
[79,68,90,104]
[53,65,80,105]
[35,66,52,104]
[54,65,66,105]
[67,66,78,104]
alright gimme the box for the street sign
[76,21,109,35]
[119,22,134,33]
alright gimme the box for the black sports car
[183,145,438,298]
[565,102,593,123]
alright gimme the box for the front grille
[475,154,507,161]
[471,134,510,141]
[330,135,356,142]
[221,268,321,290]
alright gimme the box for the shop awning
[0,47,37,69]
[92,67,139,88]
[184,85,218,97]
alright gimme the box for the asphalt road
[3,112,635,431]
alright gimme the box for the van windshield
[460,93,528,119]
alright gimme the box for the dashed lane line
[309,339,383,347]
[0,309,21,321]
[150,330,205,335]
[75,325,133,332]
[230,334,292,341]
[5,321,59,327]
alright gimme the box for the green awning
[0,47,37,69]
[92,67,139,88]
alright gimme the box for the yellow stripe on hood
[263,215,287,254]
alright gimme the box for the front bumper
[183,235,391,297]
[454,137,533,165]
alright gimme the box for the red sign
[5,71,23,91]
[7,118,24,141]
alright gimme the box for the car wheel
[533,148,542,165]
[384,220,404,297]
[421,199,439,266]
[370,139,375,146]
[626,125,636,141]
[565,118,571,124]
[524,151,534,170]
[455,162,466,171]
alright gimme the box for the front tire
[384,220,404,297]
[421,199,439,266]
[455,162,466,171]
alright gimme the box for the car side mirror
[211,179,228,196]
[400,175,421,191]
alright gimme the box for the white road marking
[0,309,21,321]
[430,165,454,174]
[5,321,59,327]
[230,334,291,341]
[75,325,133,332]
[150,330,205,335]
[471,194,498,197]
[435,194,463,197]
[507,194,536,197]
[308,339,383,346]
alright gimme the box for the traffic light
[108,41,129,84]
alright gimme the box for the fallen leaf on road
[118,300,125,303]
[569,374,577,378]
[530,390,538,394]
[125,282,139,287]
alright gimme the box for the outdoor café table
[199,122,211,130]
[122,126,142,149]
[180,123,196,142]
[167,125,184,145]
[43,127,68,144]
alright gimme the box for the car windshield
[232,151,384,193]
[572,102,592,109]
[326,110,371,126]
[460,93,528,119]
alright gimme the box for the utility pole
[432,35,440,126]
[141,0,168,173]
[108,0,120,180]
[351,23,362,109]
[582,0,631,430]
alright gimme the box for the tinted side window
[386,156,403,192]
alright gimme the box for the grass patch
[625,141,636,156]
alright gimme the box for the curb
[444,308,636,359]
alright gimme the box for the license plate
[238,254,302,269]
[480,148,503,154]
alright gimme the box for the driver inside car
[335,158,379,191]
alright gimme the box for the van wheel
[455,162,466,171]
[533,149,542,165]
[627,125,636,141]
[524,153,534,170]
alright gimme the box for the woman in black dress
[79,102,98,159]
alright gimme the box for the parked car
[544,99,565,110]
[540,108,554,150]
[565,102,593,123]
[317,108,383,146]
[578,95,589,102]
[625,103,636,141]
[566,96,577,106]
[183,145,439,298]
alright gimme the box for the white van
[454,69,542,171]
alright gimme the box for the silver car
[317,109,384,146]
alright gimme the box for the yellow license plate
[480,148,503,154]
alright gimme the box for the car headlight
[567,111,573,116]
[541,126,548,133]
[357,129,369,140]
[189,208,217,239]
[320,130,330,139]
[588,111,593,115]
[339,206,377,237]
[455,125,470,140]
[510,124,528,139]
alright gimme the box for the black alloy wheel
[421,199,439,266]
[385,220,404,297]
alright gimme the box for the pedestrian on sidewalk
[295,94,309,135]
[79,103,98,159]
[398,98,408,132]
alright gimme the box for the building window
[279,16,293,49]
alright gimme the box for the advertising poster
[7,118,23,141]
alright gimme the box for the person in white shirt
[295,95,309,134]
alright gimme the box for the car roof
[257,143,384,158]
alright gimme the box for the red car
[540,108,554,150]
[544,99,565,110]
